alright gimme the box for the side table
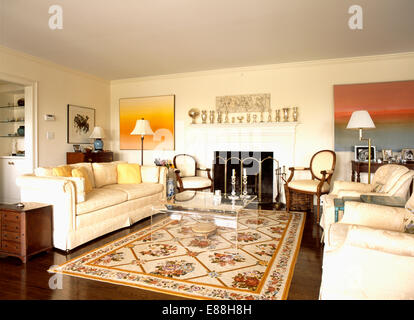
[333,197,360,222]
[0,202,53,263]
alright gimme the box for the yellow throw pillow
[53,165,72,177]
[72,167,93,193]
[117,163,142,184]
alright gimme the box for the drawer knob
[8,161,15,165]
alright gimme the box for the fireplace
[213,151,281,204]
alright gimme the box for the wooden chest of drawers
[66,151,114,164]
[0,203,53,263]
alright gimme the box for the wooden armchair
[173,154,214,193]
[284,150,336,222]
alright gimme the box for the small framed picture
[355,145,376,162]
[73,144,81,152]
[402,148,414,161]
[382,149,393,162]
[67,104,95,144]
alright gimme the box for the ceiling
[0,0,413,80]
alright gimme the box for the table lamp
[130,118,154,165]
[89,126,105,152]
[346,110,376,183]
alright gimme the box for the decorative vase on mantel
[201,110,207,124]
[292,107,298,122]
[282,108,290,122]
[209,110,215,124]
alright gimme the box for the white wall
[0,46,110,167]
[110,52,414,182]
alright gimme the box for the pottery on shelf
[17,125,25,136]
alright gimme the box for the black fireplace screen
[213,151,280,203]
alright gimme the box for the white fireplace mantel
[186,122,298,163]
[185,122,298,201]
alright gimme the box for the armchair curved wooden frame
[173,154,214,193]
[284,150,336,222]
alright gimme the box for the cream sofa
[320,164,414,233]
[319,196,414,300]
[16,161,167,251]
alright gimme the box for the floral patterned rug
[49,209,305,300]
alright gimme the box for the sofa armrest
[331,180,373,195]
[326,223,414,256]
[16,174,77,248]
[341,201,407,232]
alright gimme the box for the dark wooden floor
[0,209,323,300]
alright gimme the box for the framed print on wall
[67,104,95,144]
[354,145,376,162]
[334,80,414,153]
[119,95,175,150]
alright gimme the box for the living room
[0,0,413,306]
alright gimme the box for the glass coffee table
[151,191,257,248]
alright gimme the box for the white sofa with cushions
[16,161,167,251]
[319,194,414,300]
[320,164,414,233]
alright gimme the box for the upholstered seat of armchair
[320,164,414,232]
[173,154,213,193]
[319,194,414,300]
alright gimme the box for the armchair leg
[285,186,291,212]
[316,196,321,223]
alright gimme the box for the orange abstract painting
[119,95,175,150]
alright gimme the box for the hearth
[213,151,282,204]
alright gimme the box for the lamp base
[94,139,103,152]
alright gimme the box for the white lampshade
[130,118,154,136]
[89,126,105,139]
[346,110,376,129]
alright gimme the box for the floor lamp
[130,118,154,165]
[346,110,376,184]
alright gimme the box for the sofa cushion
[76,188,128,216]
[372,165,409,193]
[71,162,96,188]
[287,179,330,193]
[92,162,118,188]
[102,183,163,201]
[141,166,159,183]
[117,163,142,184]
[53,165,72,177]
[72,167,93,193]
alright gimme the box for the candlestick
[229,169,239,199]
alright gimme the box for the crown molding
[111,51,414,85]
[0,45,110,85]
